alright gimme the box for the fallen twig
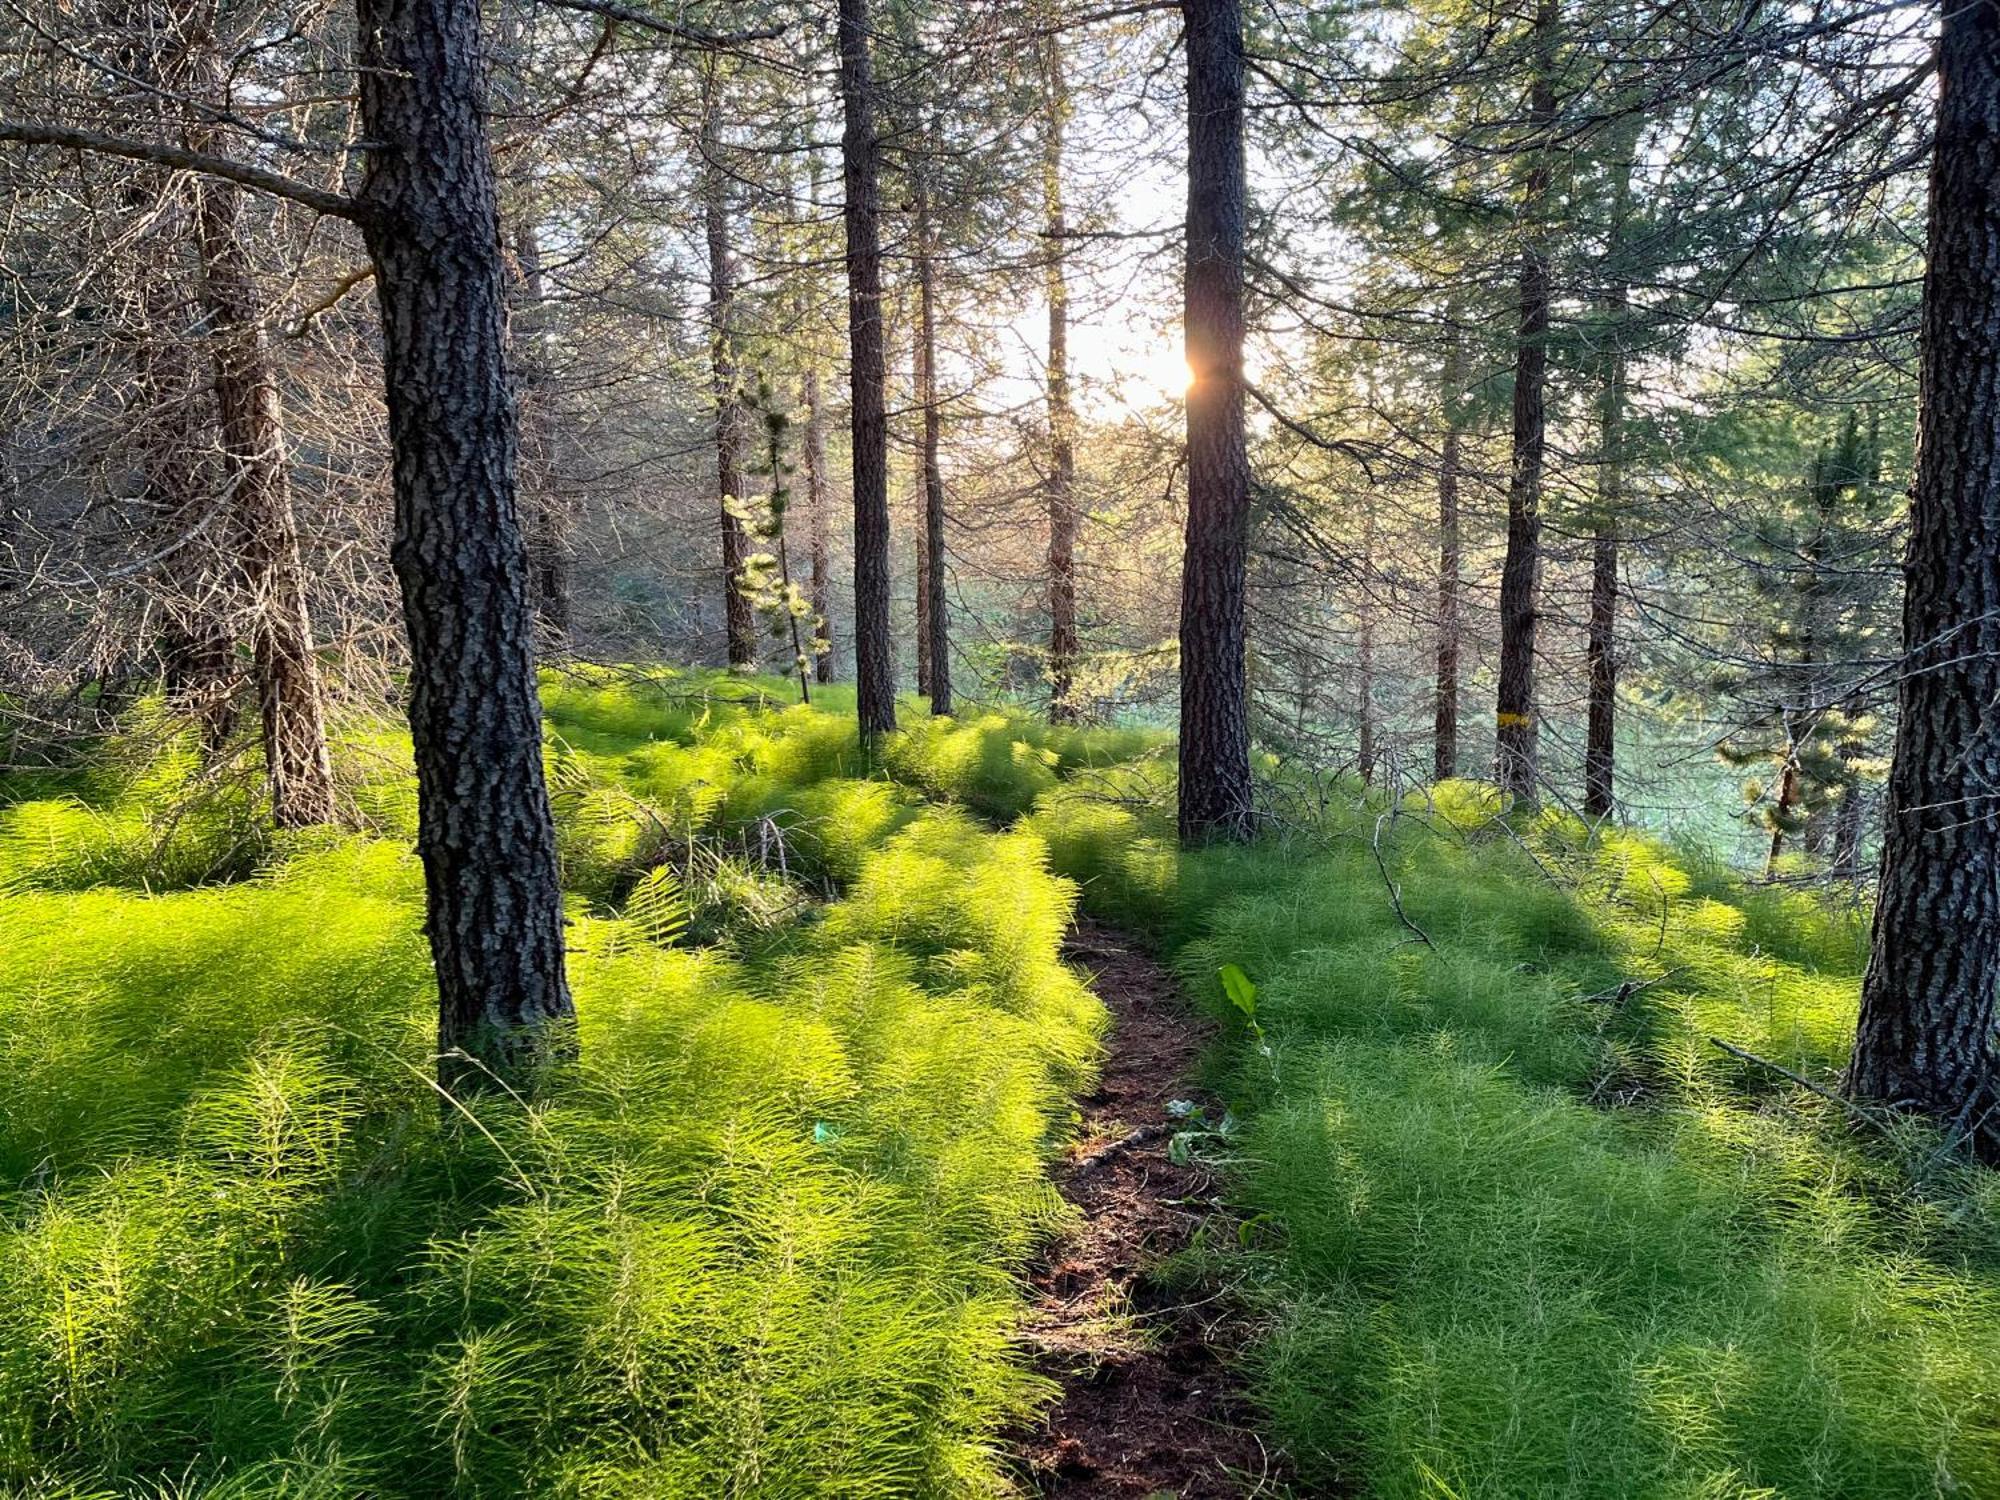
[1371,811,1434,948]
[1708,1036,1892,1133]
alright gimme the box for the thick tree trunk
[701,77,756,671]
[1849,0,2000,1134]
[913,177,951,715]
[1493,0,1557,804]
[1177,0,1254,843]
[802,363,834,683]
[838,0,896,743]
[1042,36,1080,724]
[511,221,573,644]
[191,172,338,828]
[355,0,572,1084]
[1434,324,1464,784]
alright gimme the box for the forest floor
[1016,920,1280,1499]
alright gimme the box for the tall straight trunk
[1494,0,1557,803]
[1849,0,2000,1132]
[912,323,933,698]
[912,174,950,715]
[190,172,338,828]
[512,221,573,643]
[1585,123,1640,820]
[838,0,896,743]
[494,2,570,645]
[1434,319,1464,783]
[128,176,236,746]
[355,0,572,1083]
[1357,492,1378,785]
[1585,310,1627,820]
[1041,35,1080,724]
[802,364,834,683]
[701,76,755,670]
[1177,0,1254,843]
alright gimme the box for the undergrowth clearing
[0,670,1152,1497]
[1029,775,2000,1499]
[6,671,1999,1498]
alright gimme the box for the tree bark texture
[802,363,835,683]
[355,0,573,1082]
[1434,322,1464,784]
[511,220,574,644]
[1585,124,1639,820]
[1849,0,2000,1134]
[913,173,951,715]
[701,75,756,671]
[191,174,339,827]
[1042,35,1080,724]
[1177,0,1255,843]
[838,0,897,743]
[1494,0,1557,803]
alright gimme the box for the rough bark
[191,176,338,827]
[1357,491,1377,785]
[1848,0,2000,1135]
[837,0,896,743]
[1042,35,1080,724]
[1585,123,1640,821]
[1177,0,1254,843]
[912,172,951,716]
[802,363,835,683]
[1584,309,1625,820]
[512,220,574,644]
[701,74,756,671]
[355,0,573,1083]
[128,175,237,748]
[912,321,933,699]
[1433,323,1464,784]
[1493,0,1557,803]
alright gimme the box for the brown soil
[1015,920,1281,1499]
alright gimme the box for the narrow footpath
[1016,920,1280,1499]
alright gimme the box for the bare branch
[0,121,360,220]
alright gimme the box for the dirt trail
[1016,920,1279,1499]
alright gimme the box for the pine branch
[0,121,359,219]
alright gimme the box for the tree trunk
[1584,319,1625,820]
[802,363,835,683]
[1585,123,1640,821]
[912,173,951,715]
[1831,784,1866,874]
[1849,0,2000,1132]
[912,321,933,699]
[1042,35,1080,724]
[355,0,573,1084]
[190,170,338,828]
[1765,746,1798,880]
[511,220,573,644]
[701,73,756,671]
[838,0,897,744]
[1177,0,1254,843]
[1357,491,1377,786]
[128,177,237,748]
[1433,321,1464,784]
[1493,0,1557,804]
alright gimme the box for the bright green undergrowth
[0,671,1137,1497]
[1028,776,2000,1500]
